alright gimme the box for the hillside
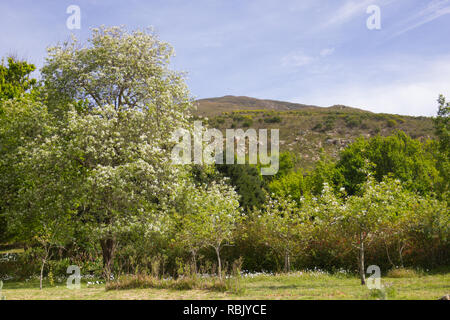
[195,95,366,116]
[194,96,436,170]
[195,95,320,116]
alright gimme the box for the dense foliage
[0,57,36,102]
[0,27,448,288]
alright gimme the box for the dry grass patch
[386,268,421,278]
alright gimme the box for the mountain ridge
[194,95,370,117]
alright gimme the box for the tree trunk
[358,235,366,285]
[384,239,395,268]
[40,257,46,290]
[100,237,116,281]
[39,249,50,290]
[215,247,222,279]
[191,250,198,275]
[398,241,405,268]
[284,251,291,273]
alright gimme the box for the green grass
[0,248,24,254]
[2,271,448,300]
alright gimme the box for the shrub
[105,274,156,290]
[386,268,420,278]
[345,116,361,128]
[105,274,231,292]
[232,114,245,122]
[242,120,253,127]
[0,249,40,280]
[360,122,369,130]
[264,116,282,124]
[323,116,336,131]
[387,119,397,127]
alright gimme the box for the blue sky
[1,0,449,116]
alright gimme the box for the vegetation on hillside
[201,103,435,170]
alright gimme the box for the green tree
[274,151,295,178]
[259,195,313,272]
[175,181,241,279]
[306,154,343,195]
[339,178,405,285]
[216,162,267,211]
[337,131,439,195]
[0,98,51,244]
[434,94,450,153]
[377,180,415,268]
[0,57,36,102]
[0,57,38,242]
[0,98,75,289]
[268,170,308,205]
[432,95,450,200]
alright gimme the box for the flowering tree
[375,182,416,268]
[42,26,192,129]
[259,195,313,272]
[62,105,186,277]
[11,26,194,278]
[175,181,241,279]
[340,178,404,285]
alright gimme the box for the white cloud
[390,0,450,38]
[281,52,314,67]
[291,56,450,116]
[319,0,374,29]
[320,47,335,57]
[281,47,336,68]
[315,81,450,116]
[312,0,394,33]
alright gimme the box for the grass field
[2,271,449,300]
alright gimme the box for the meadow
[2,270,448,300]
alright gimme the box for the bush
[323,116,336,131]
[0,249,40,280]
[345,116,361,128]
[232,114,245,122]
[387,119,397,127]
[360,122,369,130]
[386,268,420,278]
[264,116,282,124]
[105,274,230,292]
[242,120,253,127]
